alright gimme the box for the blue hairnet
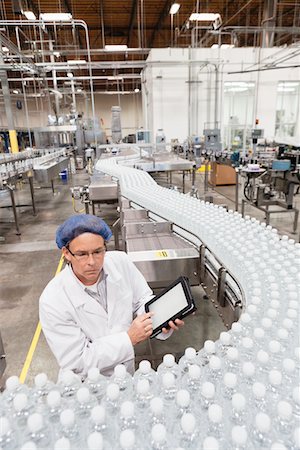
[56,214,112,249]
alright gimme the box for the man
[39,214,184,378]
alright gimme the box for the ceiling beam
[62,0,84,49]
[149,0,171,48]
[127,0,138,47]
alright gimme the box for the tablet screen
[148,282,188,330]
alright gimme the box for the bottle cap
[13,393,28,411]
[21,442,38,450]
[240,313,251,324]
[208,404,222,423]
[248,305,257,316]
[232,393,246,410]
[269,340,281,354]
[270,290,280,299]
[6,375,20,391]
[287,309,297,319]
[176,389,190,408]
[261,317,272,329]
[204,340,215,354]
[255,412,271,432]
[277,401,292,420]
[219,332,231,345]
[139,360,151,374]
[253,328,264,339]
[120,429,135,449]
[76,387,90,403]
[150,397,163,415]
[136,378,150,394]
[151,424,166,443]
[185,347,196,360]
[87,432,103,450]
[242,361,255,377]
[251,296,261,305]
[295,347,300,361]
[209,356,221,371]
[203,437,219,450]
[47,390,61,408]
[271,443,287,450]
[277,328,289,340]
[231,322,242,334]
[181,413,196,434]
[188,364,201,379]
[163,354,175,367]
[120,401,134,418]
[289,299,298,308]
[294,428,300,448]
[293,387,300,405]
[27,413,43,433]
[257,350,269,365]
[61,370,77,386]
[283,358,295,373]
[267,309,277,319]
[242,337,253,349]
[231,426,247,445]
[201,382,215,399]
[106,383,120,400]
[88,367,100,382]
[226,347,238,361]
[270,300,280,310]
[283,318,293,330]
[223,373,237,388]
[0,417,11,437]
[60,409,75,427]
[91,405,105,424]
[114,364,127,379]
[34,373,48,388]
[54,437,71,450]
[252,382,266,398]
[162,372,175,388]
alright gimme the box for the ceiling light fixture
[134,88,140,93]
[104,45,128,52]
[40,13,72,21]
[67,72,74,78]
[1,46,9,53]
[23,11,36,20]
[169,3,180,15]
[53,52,60,57]
[67,59,87,65]
[12,90,19,94]
[189,13,220,21]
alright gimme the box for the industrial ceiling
[0,0,300,93]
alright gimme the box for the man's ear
[62,247,71,263]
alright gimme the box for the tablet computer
[144,276,196,338]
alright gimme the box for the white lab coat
[39,251,154,378]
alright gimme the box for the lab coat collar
[62,256,122,315]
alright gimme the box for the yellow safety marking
[197,165,211,173]
[19,254,65,384]
[8,130,19,153]
[155,250,169,258]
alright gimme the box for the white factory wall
[0,93,142,140]
[143,47,300,145]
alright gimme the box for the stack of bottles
[1,349,299,449]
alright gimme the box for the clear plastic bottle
[208,356,222,382]
[0,417,18,450]
[199,382,215,410]
[160,372,177,404]
[202,436,220,450]
[274,400,293,436]
[282,358,296,386]
[252,382,267,412]
[119,400,137,431]
[181,364,202,397]
[111,365,133,399]
[11,393,34,428]
[103,383,121,416]
[119,429,139,450]
[59,370,81,399]
[293,427,300,450]
[133,360,157,392]
[178,348,198,374]
[197,340,216,366]
[45,390,64,426]
[179,413,198,449]
[222,372,237,400]
[150,424,169,450]
[217,331,231,357]
[251,412,271,448]
[292,386,300,418]
[32,373,54,403]
[53,437,71,450]
[84,368,107,402]
[89,405,110,441]
[20,442,38,450]
[231,425,248,450]
[240,361,256,393]
[231,393,246,425]
[225,348,240,373]
[87,432,104,450]
[135,379,153,411]
[2,375,29,409]
[147,397,166,432]
[207,404,223,439]
[25,412,52,449]
[57,409,81,448]
[157,354,180,380]
[270,442,288,450]
[75,387,97,420]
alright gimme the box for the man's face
[62,232,106,285]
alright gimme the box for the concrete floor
[0,166,299,387]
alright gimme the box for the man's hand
[162,318,185,334]
[127,312,154,346]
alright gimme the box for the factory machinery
[0,148,72,234]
